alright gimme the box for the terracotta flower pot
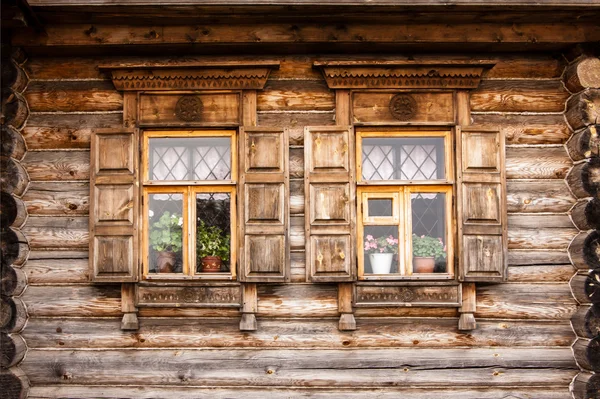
[413,257,435,273]
[201,256,222,273]
[156,251,177,273]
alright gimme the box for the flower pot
[413,256,435,273]
[156,251,177,273]
[369,253,394,274]
[201,256,222,273]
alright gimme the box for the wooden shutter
[239,127,289,282]
[457,127,507,282]
[90,128,139,282]
[305,126,356,282]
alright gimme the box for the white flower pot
[369,253,394,274]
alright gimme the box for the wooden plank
[22,318,575,349]
[26,112,122,129]
[20,347,576,387]
[507,180,575,213]
[471,113,570,145]
[508,249,570,266]
[486,55,565,79]
[476,283,577,320]
[257,112,334,146]
[258,80,334,111]
[258,284,338,318]
[22,126,93,149]
[22,285,121,317]
[352,92,453,124]
[23,257,89,284]
[22,150,90,181]
[23,182,89,215]
[507,264,574,282]
[25,80,122,112]
[505,147,571,180]
[508,214,574,229]
[22,216,89,249]
[471,80,569,112]
[508,227,577,250]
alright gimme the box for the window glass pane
[149,137,231,181]
[363,226,399,274]
[196,192,231,273]
[362,137,445,181]
[411,192,447,273]
[368,199,393,217]
[148,193,183,274]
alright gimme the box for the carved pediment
[314,60,495,89]
[100,61,280,91]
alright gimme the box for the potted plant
[149,211,183,273]
[364,234,399,274]
[412,234,446,273]
[196,220,230,273]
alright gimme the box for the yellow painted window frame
[141,130,237,281]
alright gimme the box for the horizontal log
[572,372,600,399]
[22,317,575,350]
[289,147,304,179]
[22,216,88,249]
[290,215,304,251]
[582,158,600,197]
[0,368,29,399]
[0,332,27,368]
[23,182,90,216]
[507,214,574,229]
[1,58,28,93]
[22,285,121,318]
[507,264,574,283]
[21,347,576,387]
[471,80,569,113]
[258,284,338,318]
[25,80,122,112]
[0,191,27,229]
[573,337,600,371]
[566,125,600,162]
[505,146,571,180]
[0,296,27,333]
[1,125,26,160]
[485,55,565,79]
[571,271,600,305]
[258,79,334,112]
[22,150,89,181]
[0,227,30,267]
[507,180,576,213]
[475,283,577,320]
[471,113,570,145]
[565,89,600,131]
[1,265,27,297]
[571,304,600,338]
[564,57,600,94]
[507,227,577,250]
[28,250,88,260]
[138,308,241,318]
[508,249,570,266]
[2,91,29,129]
[0,156,29,197]
[568,230,600,270]
[15,22,600,47]
[257,111,334,145]
[23,258,89,285]
[21,126,94,150]
[570,198,593,231]
[26,112,122,130]
[289,179,304,215]
[26,386,573,399]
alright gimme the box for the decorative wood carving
[175,96,203,122]
[354,283,460,307]
[100,62,280,91]
[389,94,417,121]
[137,284,241,307]
[314,61,493,89]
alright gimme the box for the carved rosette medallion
[399,287,415,302]
[389,94,417,121]
[175,96,203,122]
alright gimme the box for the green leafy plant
[149,211,183,252]
[412,234,446,259]
[364,234,399,255]
[196,220,230,260]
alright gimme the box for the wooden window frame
[356,128,455,281]
[141,129,238,281]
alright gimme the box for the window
[141,130,237,280]
[356,129,454,280]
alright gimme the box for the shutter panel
[90,128,139,282]
[305,126,356,282]
[457,127,507,282]
[239,127,289,282]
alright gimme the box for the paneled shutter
[90,128,139,282]
[305,126,356,282]
[239,127,289,282]
[457,127,507,282]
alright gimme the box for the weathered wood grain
[26,112,122,129]
[25,81,122,112]
[0,156,29,197]
[21,317,576,349]
[257,112,334,145]
[571,305,600,339]
[22,151,90,181]
[505,147,571,179]
[507,214,574,229]
[21,347,576,387]
[258,284,338,318]
[507,265,574,282]
[23,182,89,215]
[471,80,569,112]
[471,113,570,144]
[564,57,600,94]
[508,227,577,250]
[22,127,93,150]
[485,55,565,79]
[507,180,575,213]
[508,249,570,266]
[258,80,334,111]
[23,258,89,284]
[22,285,121,318]
[22,216,89,249]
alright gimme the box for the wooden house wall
[16,52,580,398]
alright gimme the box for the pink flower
[443,245,447,251]
[421,235,425,238]
[364,243,370,250]
[379,248,384,253]
[366,235,374,241]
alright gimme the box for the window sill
[359,274,454,281]
[354,280,461,308]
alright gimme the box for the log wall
[17,51,581,398]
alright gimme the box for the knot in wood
[389,94,417,121]
[175,96,203,122]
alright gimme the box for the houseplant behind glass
[364,235,399,274]
[196,220,230,273]
[412,234,446,273]
[149,211,183,273]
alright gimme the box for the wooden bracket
[458,282,477,331]
[120,283,139,330]
[338,283,356,331]
[240,283,257,331]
